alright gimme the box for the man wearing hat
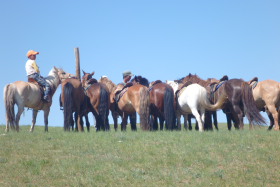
[122,70,134,85]
[25,50,51,103]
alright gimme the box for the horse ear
[91,72,95,76]
[82,70,86,75]
[54,66,58,71]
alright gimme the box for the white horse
[4,67,74,132]
[166,81,225,132]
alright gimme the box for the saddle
[248,77,258,89]
[209,80,227,103]
[175,81,193,97]
[149,80,162,91]
[28,78,45,98]
[114,83,134,102]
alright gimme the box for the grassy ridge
[0,124,279,186]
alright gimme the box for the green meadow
[0,124,279,187]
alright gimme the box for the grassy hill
[0,124,279,186]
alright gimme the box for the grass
[0,124,280,186]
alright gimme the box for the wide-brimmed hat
[26,50,39,57]
[122,71,133,78]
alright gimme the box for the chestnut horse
[113,78,150,131]
[248,78,280,130]
[4,67,74,132]
[133,76,175,130]
[82,71,110,131]
[61,77,87,131]
[181,74,266,129]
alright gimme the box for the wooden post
[74,47,81,81]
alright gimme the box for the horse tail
[139,86,150,130]
[98,85,110,131]
[199,86,226,111]
[241,82,266,125]
[4,84,15,129]
[164,86,175,130]
[63,82,74,131]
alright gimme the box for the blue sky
[1,0,279,127]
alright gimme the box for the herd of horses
[4,67,280,132]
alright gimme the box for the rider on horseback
[25,50,51,103]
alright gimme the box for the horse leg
[43,108,50,132]
[191,109,203,132]
[30,110,38,132]
[160,117,165,130]
[266,104,279,131]
[225,112,232,130]
[85,114,90,132]
[231,104,244,129]
[186,115,192,130]
[113,111,119,131]
[15,105,24,132]
[129,112,137,131]
[176,112,182,130]
[121,114,128,131]
[213,111,218,130]
[266,109,274,130]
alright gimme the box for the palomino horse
[99,76,119,131]
[82,71,110,131]
[4,67,74,132]
[248,78,280,130]
[166,81,225,132]
[181,74,266,129]
[133,76,175,130]
[113,78,150,131]
[61,77,87,131]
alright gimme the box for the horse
[113,77,150,131]
[248,78,280,130]
[4,67,74,132]
[61,76,88,132]
[181,73,266,129]
[166,81,226,132]
[81,71,110,131]
[99,76,119,131]
[133,77,175,130]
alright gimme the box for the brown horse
[82,71,110,131]
[181,73,266,129]
[98,76,119,131]
[248,78,280,130]
[61,77,87,131]
[4,67,74,132]
[149,81,175,130]
[134,77,175,130]
[113,78,150,131]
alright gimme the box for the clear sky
[1,0,279,128]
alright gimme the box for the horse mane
[99,76,117,92]
[133,75,149,87]
[182,73,209,87]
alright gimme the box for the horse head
[82,71,97,87]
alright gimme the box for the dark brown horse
[61,78,87,131]
[82,71,110,131]
[181,73,266,129]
